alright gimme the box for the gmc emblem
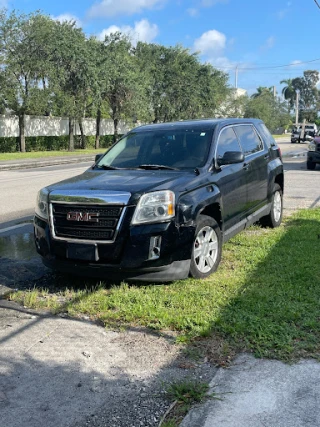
[66,211,100,223]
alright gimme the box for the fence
[0,115,134,137]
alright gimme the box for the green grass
[272,134,287,139]
[160,380,211,426]
[166,380,209,404]
[0,149,101,161]
[8,208,320,361]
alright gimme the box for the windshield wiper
[97,164,122,170]
[138,164,179,170]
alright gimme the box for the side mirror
[217,151,244,166]
[95,154,103,163]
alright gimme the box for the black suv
[34,118,284,282]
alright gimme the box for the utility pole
[295,90,300,126]
[235,65,238,89]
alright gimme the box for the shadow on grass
[210,214,320,361]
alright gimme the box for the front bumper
[34,215,194,282]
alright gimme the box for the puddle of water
[0,232,37,260]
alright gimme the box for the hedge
[0,135,116,153]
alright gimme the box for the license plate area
[67,243,99,261]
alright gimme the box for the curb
[282,151,307,158]
[0,152,307,171]
[0,155,95,171]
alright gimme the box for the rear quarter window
[234,125,263,156]
[255,123,277,148]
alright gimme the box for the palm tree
[280,79,296,110]
[251,86,274,99]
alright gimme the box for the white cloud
[194,29,226,56]
[277,2,292,20]
[88,0,165,18]
[290,60,302,66]
[187,8,198,17]
[98,19,158,44]
[260,36,275,51]
[201,0,228,6]
[54,13,82,28]
[193,30,240,73]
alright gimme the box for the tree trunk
[18,113,26,153]
[95,108,101,149]
[79,117,86,149]
[113,117,118,144]
[68,117,75,151]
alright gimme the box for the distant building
[215,88,248,117]
[233,88,247,98]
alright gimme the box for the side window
[216,127,242,161]
[234,125,263,156]
[256,123,276,148]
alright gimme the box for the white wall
[0,115,134,137]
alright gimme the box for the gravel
[0,259,217,427]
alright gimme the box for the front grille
[51,203,123,241]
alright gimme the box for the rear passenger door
[233,124,268,213]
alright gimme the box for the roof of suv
[134,118,264,132]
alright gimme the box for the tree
[291,70,319,121]
[135,42,229,123]
[0,10,54,151]
[48,20,95,150]
[96,33,145,143]
[280,78,296,111]
[251,86,274,99]
[245,91,290,132]
[215,92,249,118]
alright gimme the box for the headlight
[35,188,49,220]
[131,190,175,225]
[308,142,316,152]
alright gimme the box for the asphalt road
[0,139,317,231]
[0,162,92,228]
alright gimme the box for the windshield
[96,127,214,170]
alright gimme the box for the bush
[0,134,119,153]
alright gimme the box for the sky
[2,0,320,96]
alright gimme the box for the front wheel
[260,184,283,228]
[189,215,222,279]
[307,160,316,170]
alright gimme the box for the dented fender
[177,184,221,226]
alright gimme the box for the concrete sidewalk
[181,354,320,427]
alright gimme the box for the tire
[260,184,283,228]
[189,215,222,279]
[307,160,316,170]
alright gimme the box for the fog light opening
[148,236,162,260]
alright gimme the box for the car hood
[46,168,196,204]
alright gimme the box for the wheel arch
[199,203,222,230]
[274,173,284,193]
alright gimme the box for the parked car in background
[307,131,320,170]
[291,123,317,143]
[34,118,284,282]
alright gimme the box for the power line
[314,0,320,10]
[216,57,320,71]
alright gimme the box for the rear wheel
[260,184,283,228]
[307,160,316,170]
[189,215,222,279]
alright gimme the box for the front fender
[177,184,221,226]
